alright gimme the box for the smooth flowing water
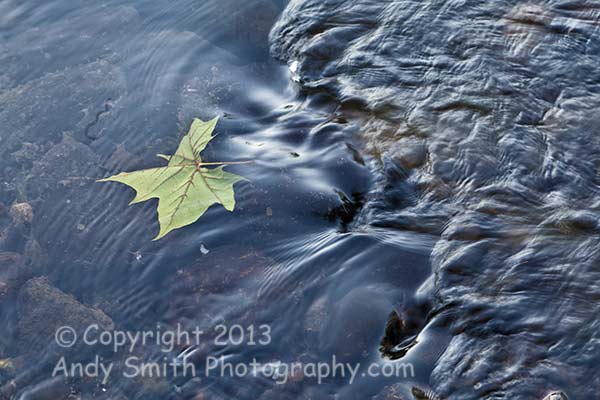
[1,0,598,399]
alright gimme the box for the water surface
[1,0,599,399]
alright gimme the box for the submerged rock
[0,253,32,304]
[26,134,100,200]
[24,134,104,272]
[0,60,123,165]
[23,239,46,271]
[9,203,33,226]
[0,203,34,253]
[0,278,115,398]
[16,277,113,355]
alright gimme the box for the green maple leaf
[98,117,248,240]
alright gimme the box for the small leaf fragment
[0,359,13,369]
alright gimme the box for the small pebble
[10,203,33,225]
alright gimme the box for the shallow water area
[2,0,599,399]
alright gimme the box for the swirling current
[0,0,598,399]
[271,0,600,398]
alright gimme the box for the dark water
[0,0,598,399]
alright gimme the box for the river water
[1,0,598,399]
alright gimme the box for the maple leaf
[98,117,248,240]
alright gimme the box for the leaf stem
[197,161,254,166]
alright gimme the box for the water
[0,0,598,399]
[272,0,600,398]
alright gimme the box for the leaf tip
[153,228,170,241]
[128,195,145,206]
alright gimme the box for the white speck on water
[200,244,210,255]
[289,61,301,82]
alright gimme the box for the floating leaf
[98,117,248,240]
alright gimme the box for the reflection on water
[1,0,596,399]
